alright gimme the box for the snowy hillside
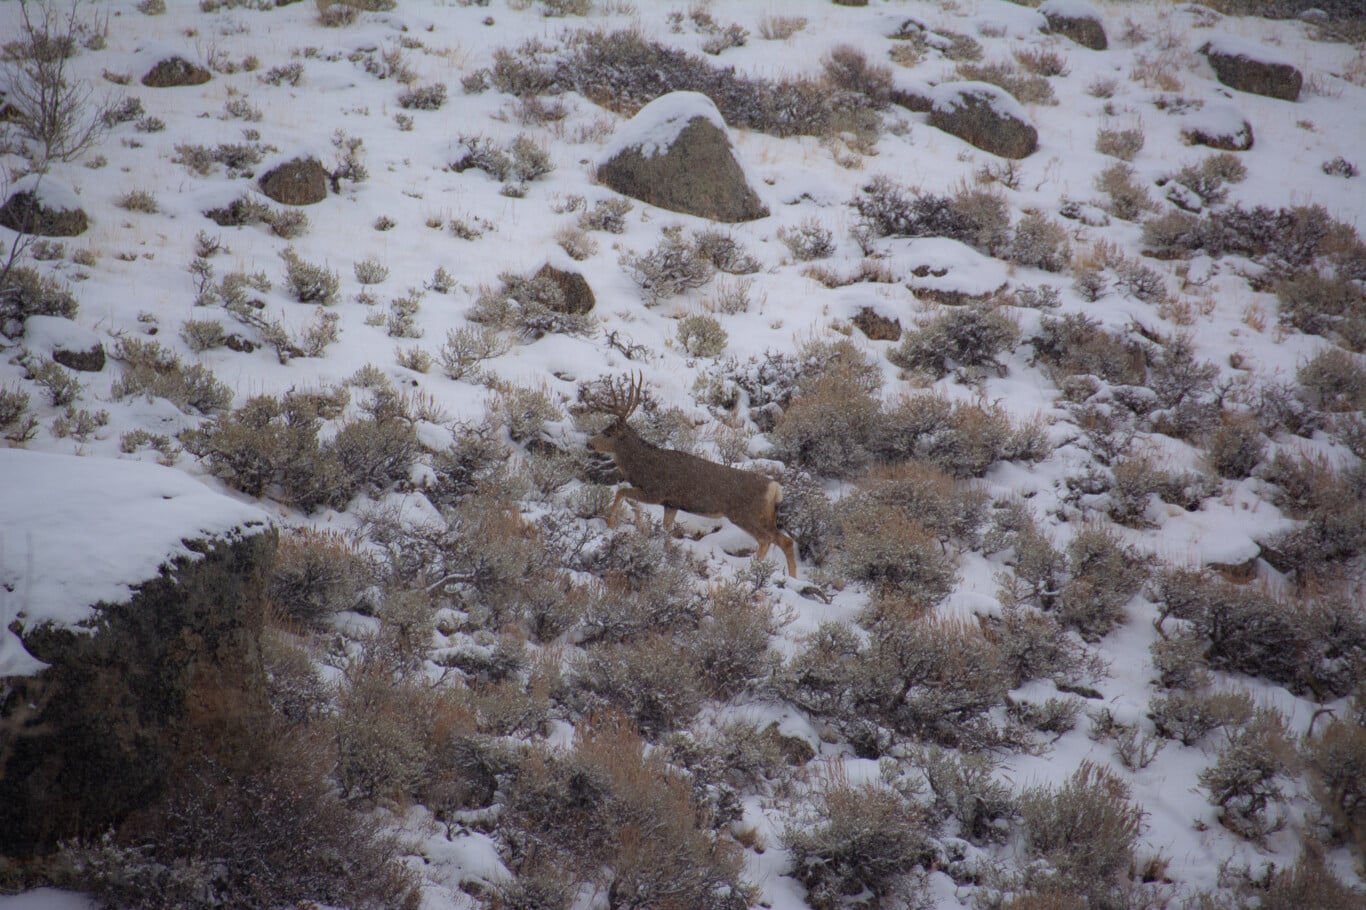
[1,0,1364,908]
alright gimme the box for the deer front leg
[605,486,635,528]
[663,507,677,532]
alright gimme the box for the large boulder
[0,174,88,237]
[534,263,595,314]
[928,82,1038,159]
[141,55,212,88]
[1180,101,1254,152]
[596,91,768,223]
[1040,0,1107,50]
[259,156,329,206]
[0,451,273,857]
[24,315,105,372]
[1199,34,1302,102]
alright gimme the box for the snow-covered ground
[2,0,1363,907]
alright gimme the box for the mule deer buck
[586,373,798,577]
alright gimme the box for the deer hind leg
[777,532,798,577]
[663,507,678,532]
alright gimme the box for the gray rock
[928,82,1038,159]
[259,157,329,206]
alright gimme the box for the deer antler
[588,371,645,421]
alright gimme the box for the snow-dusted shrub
[25,357,81,406]
[489,382,560,444]
[1057,525,1147,640]
[956,60,1056,105]
[1280,274,1366,351]
[574,634,703,736]
[1167,154,1247,208]
[1149,689,1254,746]
[353,256,389,285]
[1322,156,1359,178]
[1199,707,1298,838]
[1095,162,1157,221]
[1235,851,1365,910]
[1015,47,1069,77]
[833,500,957,601]
[332,412,419,493]
[687,580,781,698]
[676,313,728,358]
[1294,344,1360,407]
[501,713,749,904]
[470,270,595,340]
[783,779,934,910]
[986,605,1103,689]
[0,384,31,430]
[1108,455,1217,526]
[270,528,376,627]
[578,196,633,233]
[888,304,1020,380]
[1019,762,1145,897]
[1205,413,1266,479]
[691,229,760,275]
[1033,313,1146,385]
[1304,710,1366,848]
[453,133,553,188]
[1010,212,1070,272]
[334,663,435,802]
[397,82,446,110]
[554,29,878,140]
[778,218,836,260]
[0,265,78,335]
[183,392,351,512]
[1149,631,1212,690]
[1152,569,1301,686]
[858,460,988,549]
[180,318,229,352]
[439,325,508,382]
[619,226,716,304]
[771,369,880,478]
[821,44,894,107]
[1095,126,1144,162]
[918,745,1015,844]
[775,468,839,564]
[109,338,233,415]
[62,736,415,910]
[951,186,1012,254]
[853,177,981,244]
[115,189,158,213]
[279,247,339,304]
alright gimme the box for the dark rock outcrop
[1200,39,1302,101]
[853,307,902,341]
[1041,0,1107,50]
[535,263,595,314]
[929,82,1038,159]
[0,190,88,237]
[259,157,329,206]
[52,342,105,372]
[597,92,768,223]
[0,529,276,857]
[141,56,212,88]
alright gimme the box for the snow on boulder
[23,314,105,372]
[928,82,1038,159]
[141,54,211,88]
[596,91,768,223]
[1180,100,1254,151]
[898,237,1011,304]
[0,450,274,856]
[1040,0,1107,50]
[1199,33,1302,101]
[0,450,270,673]
[0,173,88,237]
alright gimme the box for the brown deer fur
[585,373,798,575]
[589,420,798,576]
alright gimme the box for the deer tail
[766,480,782,509]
